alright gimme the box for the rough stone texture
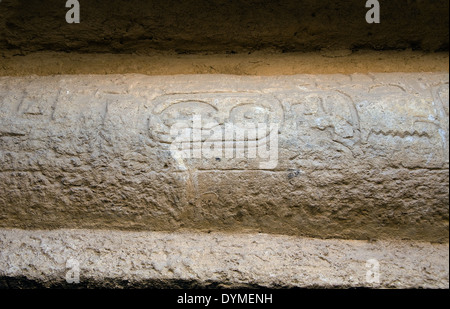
[0,229,448,289]
[0,73,449,242]
[0,0,448,53]
[1,50,449,77]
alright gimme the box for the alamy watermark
[65,258,80,284]
[366,0,380,24]
[168,115,279,170]
[65,0,80,24]
[63,1,380,24]
[365,259,381,284]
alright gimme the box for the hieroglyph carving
[148,93,283,170]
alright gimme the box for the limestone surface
[0,73,449,242]
[0,229,448,289]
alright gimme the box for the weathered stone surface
[0,229,448,289]
[0,0,448,53]
[1,50,449,77]
[0,73,449,241]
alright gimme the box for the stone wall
[0,0,448,53]
[0,0,448,289]
[1,73,448,242]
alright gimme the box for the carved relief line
[148,93,283,170]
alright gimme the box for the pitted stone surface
[0,74,449,241]
[0,229,448,289]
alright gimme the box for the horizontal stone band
[0,74,448,241]
[0,229,448,288]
